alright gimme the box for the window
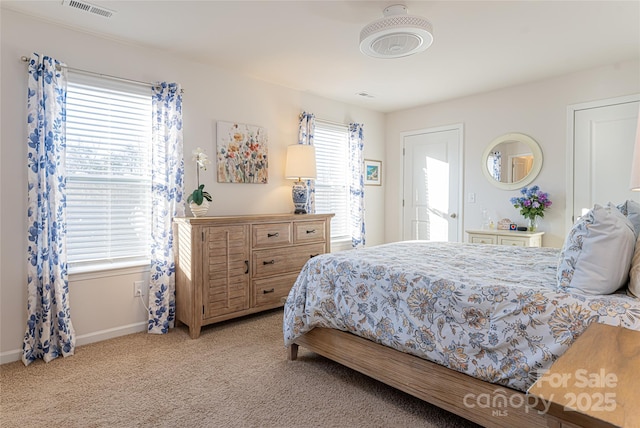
[65,72,153,272]
[314,121,350,240]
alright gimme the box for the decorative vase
[189,200,210,217]
[291,181,308,214]
[527,217,538,232]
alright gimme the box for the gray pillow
[557,204,635,295]
[628,235,640,298]
[616,199,640,239]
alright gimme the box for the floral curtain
[149,82,184,334]
[488,151,502,181]
[349,123,366,248]
[298,112,315,214]
[23,53,76,365]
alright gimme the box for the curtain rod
[20,55,184,93]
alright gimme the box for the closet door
[572,98,639,222]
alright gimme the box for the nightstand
[466,229,544,247]
[527,323,640,428]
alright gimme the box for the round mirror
[481,132,543,190]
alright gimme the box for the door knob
[450,213,457,219]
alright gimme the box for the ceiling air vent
[63,0,115,18]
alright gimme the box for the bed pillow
[557,204,635,295]
[615,199,640,239]
[628,235,640,298]
[616,200,640,297]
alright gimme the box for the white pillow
[557,204,635,295]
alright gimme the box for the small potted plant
[188,147,212,217]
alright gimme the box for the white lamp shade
[285,144,317,180]
[630,112,640,191]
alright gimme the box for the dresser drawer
[252,222,292,248]
[253,272,299,308]
[294,220,326,243]
[497,237,526,247]
[252,242,325,278]
[501,235,542,247]
[469,235,497,245]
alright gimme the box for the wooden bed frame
[289,327,553,428]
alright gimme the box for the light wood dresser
[173,213,333,338]
[466,229,544,247]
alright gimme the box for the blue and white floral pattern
[284,241,640,392]
[23,53,76,365]
[298,112,315,214]
[487,151,501,181]
[348,123,365,248]
[149,82,184,334]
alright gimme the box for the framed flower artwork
[216,121,268,183]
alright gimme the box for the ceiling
[3,1,639,113]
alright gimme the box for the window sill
[69,260,150,281]
[331,238,352,252]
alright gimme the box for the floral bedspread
[283,241,640,392]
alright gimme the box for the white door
[402,126,462,242]
[510,155,533,182]
[572,98,640,222]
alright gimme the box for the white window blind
[65,72,152,271]
[314,121,349,239]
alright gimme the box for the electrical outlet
[133,281,144,297]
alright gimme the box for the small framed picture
[364,159,382,186]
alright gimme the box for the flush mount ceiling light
[359,4,433,59]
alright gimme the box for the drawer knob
[263,259,275,265]
[310,253,319,258]
[267,232,279,238]
[263,288,275,294]
[306,229,316,234]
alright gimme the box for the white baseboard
[0,321,147,365]
[0,349,22,365]
[75,321,148,346]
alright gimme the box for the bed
[283,239,640,427]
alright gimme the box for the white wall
[385,60,640,249]
[0,9,385,362]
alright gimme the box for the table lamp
[285,144,317,214]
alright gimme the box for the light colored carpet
[1,309,480,428]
